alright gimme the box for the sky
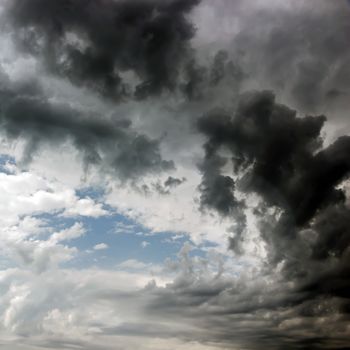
[0,0,349,349]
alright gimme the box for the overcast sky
[0,1,350,349]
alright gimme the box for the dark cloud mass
[5,0,199,99]
[198,90,350,225]
[197,90,350,349]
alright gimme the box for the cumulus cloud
[0,168,103,273]
[0,169,108,224]
[50,223,85,244]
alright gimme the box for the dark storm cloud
[5,0,200,100]
[0,70,173,179]
[197,90,350,264]
[196,134,247,253]
[198,151,237,216]
[198,90,350,226]
[190,6,350,341]
[196,89,350,348]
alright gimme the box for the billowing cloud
[197,90,350,348]
[5,0,200,99]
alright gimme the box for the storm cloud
[196,89,350,348]
[197,90,350,224]
[5,0,200,100]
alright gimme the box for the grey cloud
[1,241,349,350]
[198,152,239,216]
[192,0,350,121]
[229,0,350,114]
[135,244,350,350]
[196,146,247,253]
[181,50,245,103]
[164,176,186,188]
[196,90,350,348]
[0,71,173,180]
[197,90,350,226]
[153,176,186,195]
[197,90,350,259]
[5,0,200,100]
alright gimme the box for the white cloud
[50,223,86,244]
[118,259,150,270]
[0,166,109,273]
[63,197,108,218]
[0,169,108,226]
[3,238,78,273]
[93,243,109,251]
[105,167,235,250]
[114,221,139,235]
[141,241,150,249]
